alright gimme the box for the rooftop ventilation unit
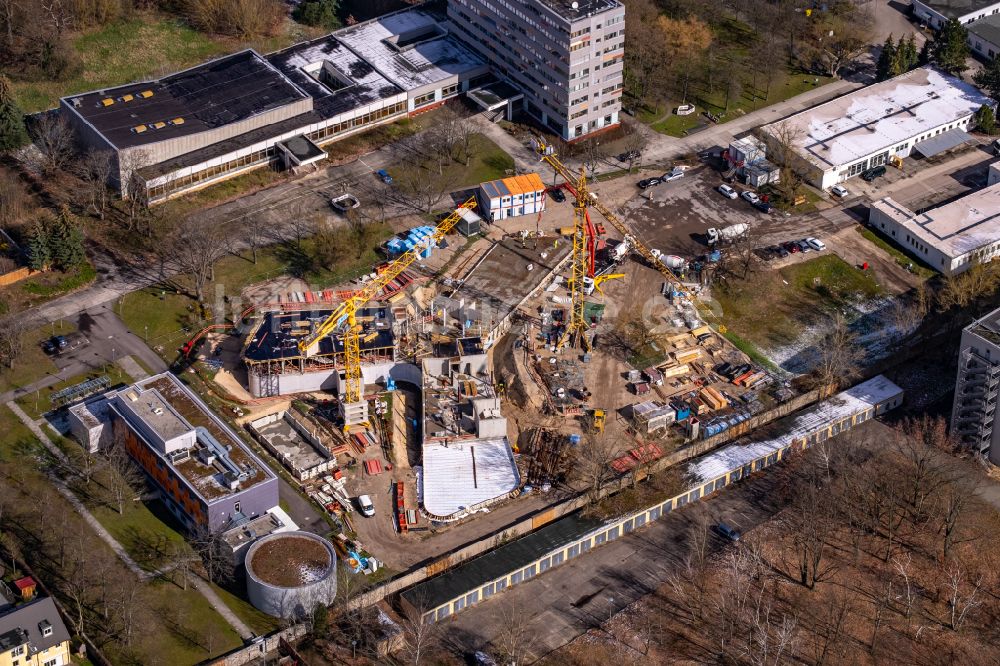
[100,98,114,107]
[119,94,134,103]
[169,117,185,125]
[132,125,147,133]
[138,90,154,99]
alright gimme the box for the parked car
[773,244,790,258]
[796,239,812,253]
[41,335,68,355]
[375,168,393,184]
[357,495,375,517]
[662,169,684,183]
[753,200,773,213]
[618,149,641,162]
[861,165,886,182]
[715,522,742,542]
[782,241,800,254]
[830,184,849,198]
[549,187,566,203]
[717,184,738,199]
[806,237,827,251]
[637,177,662,189]
[741,190,760,204]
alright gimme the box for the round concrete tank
[245,531,338,618]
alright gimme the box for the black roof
[244,308,394,362]
[0,598,71,655]
[401,511,605,610]
[66,50,308,149]
[537,0,622,22]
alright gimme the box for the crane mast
[296,197,478,417]
[534,136,706,310]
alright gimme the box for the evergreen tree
[932,18,970,75]
[974,55,1000,101]
[918,38,933,66]
[294,0,340,29]
[976,104,996,134]
[0,75,28,153]
[49,205,86,270]
[26,222,50,271]
[876,36,897,81]
[900,34,919,71]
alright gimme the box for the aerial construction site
[179,132,797,581]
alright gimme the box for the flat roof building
[868,161,1000,276]
[69,372,280,531]
[952,306,1000,462]
[968,12,1000,58]
[447,0,626,140]
[760,67,991,190]
[913,0,1000,29]
[61,6,486,204]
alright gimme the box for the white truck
[706,223,749,245]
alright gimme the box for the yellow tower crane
[533,137,713,322]
[560,167,591,350]
[297,197,478,422]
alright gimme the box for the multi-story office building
[448,0,625,141]
[69,373,280,531]
[951,307,1000,463]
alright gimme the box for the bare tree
[161,217,232,302]
[620,125,647,172]
[0,313,26,370]
[811,314,863,392]
[0,173,29,228]
[29,112,75,175]
[75,148,114,220]
[576,433,624,503]
[244,213,264,264]
[945,564,982,631]
[759,121,804,205]
[492,600,538,665]
[104,443,142,515]
[119,149,152,233]
[191,525,234,585]
[398,598,438,666]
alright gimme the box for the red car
[782,241,800,254]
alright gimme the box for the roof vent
[169,117,185,125]
[126,391,139,401]
[572,1,579,8]
[100,98,114,107]
[71,97,82,108]
[132,125,147,134]
[138,90,154,99]
[152,407,164,415]
[119,94,134,103]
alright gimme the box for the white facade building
[760,67,992,190]
[868,162,1000,276]
[477,173,547,222]
[968,13,1000,58]
[913,0,1000,29]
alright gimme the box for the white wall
[913,0,1000,28]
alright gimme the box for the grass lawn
[643,66,835,137]
[715,255,883,352]
[10,13,312,113]
[15,364,133,419]
[856,225,937,280]
[460,133,516,185]
[90,497,193,572]
[209,581,281,635]
[0,320,77,394]
[137,581,243,664]
[0,405,39,462]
